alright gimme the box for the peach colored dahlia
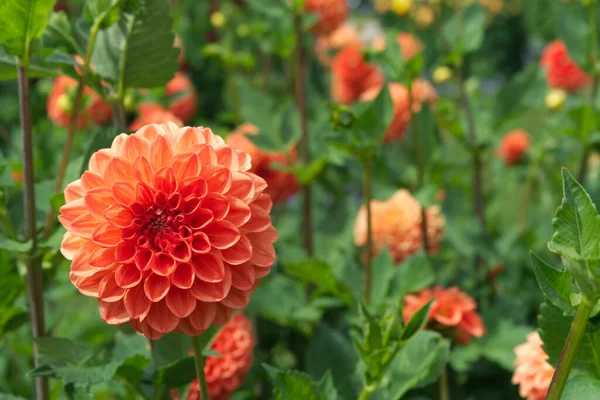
[58,123,278,340]
[372,32,423,62]
[180,314,254,400]
[315,23,362,66]
[305,0,348,35]
[512,332,554,400]
[354,189,444,265]
[331,45,384,105]
[403,286,485,344]
[166,72,198,123]
[130,103,183,131]
[47,75,112,129]
[497,129,530,165]
[540,40,590,92]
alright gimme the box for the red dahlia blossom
[305,0,348,35]
[47,76,112,129]
[179,314,254,400]
[166,72,198,123]
[540,40,591,92]
[331,45,384,105]
[497,129,530,165]
[403,286,485,344]
[58,123,278,339]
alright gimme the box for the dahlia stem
[357,385,375,400]
[293,12,313,257]
[17,61,49,400]
[42,20,101,238]
[547,299,594,400]
[439,366,450,400]
[191,335,210,400]
[362,157,373,305]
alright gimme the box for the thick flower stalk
[403,286,485,344]
[540,41,591,93]
[512,332,554,400]
[496,129,530,165]
[58,123,278,339]
[305,0,348,35]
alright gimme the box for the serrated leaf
[392,252,435,298]
[0,0,56,58]
[531,252,574,313]
[85,0,123,29]
[353,84,394,147]
[264,364,338,400]
[548,168,600,261]
[441,4,486,55]
[34,337,94,365]
[150,333,191,368]
[43,11,79,53]
[400,300,433,342]
[562,370,600,399]
[284,259,352,306]
[91,0,178,89]
[153,356,196,398]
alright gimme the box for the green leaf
[548,168,600,261]
[0,0,56,58]
[392,252,435,298]
[33,362,121,385]
[150,333,191,368]
[34,337,94,365]
[562,370,600,399]
[0,46,57,81]
[370,248,397,308]
[553,1,594,71]
[153,356,196,398]
[80,129,120,174]
[441,4,486,55]
[382,331,450,400]
[284,259,352,306]
[352,84,394,148]
[43,11,79,53]
[531,252,574,313]
[263,365,338,400]
[49,192,66,215]
[92,0,178,89]
[85,0,123,29]
[0,235,32,252]
[400,300,433,342]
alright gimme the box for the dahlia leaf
[441,4,486,55]
[352,84,394,149]
[562,370,600,399]
[554,1,593,71]
[393,252,435,298]
[0,0,55,59]
[400,299,433,343]
[549,168,600,262]
[370,248,397,308]
[34,337,94,365]
[284,258,352,306]
[0,235,32,253]
[91,0,178,89]
[531,252,574,313]
[263,364,339,400]
[150,332,191,368]
[152,356,196,398]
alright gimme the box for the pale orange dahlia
[496,129,530,165]
[512,332,554,400]
[372,32,423,62]
[403,286,485,344]
[331,45,384,105]
[353,189,444,265]
[58,123,278,339]
[179,314,254,400]
[540,41,591,92]
[130,103,183,131]
[315,23,362,66]
[166,72,198,123]
[305,0,348,35]
[47,76,112,129]
[226,124,300,204]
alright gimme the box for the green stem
[191,336,210,400]
[17,61,49,400]
[357,385,375,400]
[363,158,373,305]
[440,366,450,400]
[546,300,594,400]
[42,20,101,238]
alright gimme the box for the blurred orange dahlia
[512,332,554,400]
[353,189,444,265]
[166,72,198,123]
[305,0,348,35]
[129,103,183,131]
[47,76,112,129]
[540,40,590,92]
[331,45,384,105]
[58,123,278,340]
[178,314,254,400]
[497,129,530,165]
[372,32,423,62]
[360,79,437,142]
[403,286,485,344]
[226,124,300,204]
[315,23,362,66]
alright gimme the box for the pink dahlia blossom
[58,123,278,339]
[512,332,554,400]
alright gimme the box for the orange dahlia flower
[403,286,485,344]
[58,123,278,340]
[315,23,362,66]
[497,129,530,165]
[130,103,183,131]
[47,76,112,129]
[331,45,384,105]
[360,79,437,142]
[372,32,423,62]
[512,332,554,400]
[354,189,444,265]
[305,0,348,35]
[226,124,300,204]
[540,40,591,92]
[178,314,254,400]
[166,72,198,123]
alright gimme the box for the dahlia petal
[181,196,201,215]
[136,123,161,141]
[80,171,105,191]
[221,235,252,265]
[144,273,171,302]
[104,204,134,228]
[191,251,225,282]
[115,263,142,288]
[92,223,122,246]
[167,192,181,210]
[146,300,179,333]
[253,265,271,278]
[171,152,200,183]
[212,304,233,325]
[236,149,252,172]
[84,188,115,219]
[225,197,252,227]
[153,167,178,195]
[88,246,116,269]
[202,165,232,194]
[247,173,267,199]
[120,134,151,161]
[64,179,84,202]
[170,240,191,262]
[180,177,208,199]
[221,287,251,309]
[214,146,239,171]
[202,193,230,220]
[104,157,135,187]
[173,127,202,153]
[129,318,163,340]
[196,144,218,166]
[59,198,87,225]
[70,249,97,278]
[124,285,152,320]
[112,182,136,205]
[247,232,276,267]
[98,272,126,302]
[204,220,241,250]
[99,299,131,324]
[227,172,254,203]
[60,232,86,259]
[165,287,196,318]
[69,213,100,238]
[458,311,486,338]
[242,204,271,233]
[190,266,231,302]
[190,209,214,230]
[111,134,128,153]
[135,182,154,206]
[254,193,273,214]
[74,270,110,296]
[191,232,211,254]
[230,262,256,290]
[152,252,176,276]
[88,149,112,175]
[133,156,155,186]
[150,135,173,170]
[172,262,195,289]
[186,301,217,332]
[135,248,153,271]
